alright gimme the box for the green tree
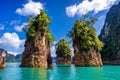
[27,10,54,43]
[67,16,104,51]
[56,39,72,58]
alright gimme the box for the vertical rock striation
[20,36,51,67]
[74,45,102,66]
[99,2,120,61]
[20,10,54,68]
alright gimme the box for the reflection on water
[0,63,119,80]
[19,68,48,80]
[49,65,74,80]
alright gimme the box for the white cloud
[10,20,20,26]
[16,0,44,16]
[0,33,25,55]
[70,47,74,57]
[0,24,4,30]
[50,41,57,57]
[14,23,28,32]
[66,0,116,17]
[50,45,56,57]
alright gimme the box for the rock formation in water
[0,49,7,68]
[68,16,104,66]
[56,39,72,65]
[74,48,103,66]
[99,2,120,62]
[20,10,54,67]
[0,56,6,68]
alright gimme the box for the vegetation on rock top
[68,15,104,51]
[27,10,54,43]
[56,39,72,58]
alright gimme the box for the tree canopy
[67,16,104,51]
[56,39,72,58]
[27,10,54,43]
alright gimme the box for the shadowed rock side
[99,2,120,62]
[20,10,54,68]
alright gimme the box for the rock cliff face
[74,44,102,67]
[20,10,53,68]
[69,18,103,67]
[20,36,51,67]
[99,2,120,61]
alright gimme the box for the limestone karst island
[0,0,120,80]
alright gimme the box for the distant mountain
[6,54,16,62]
[0,48,22,62]
[99,2,120,61]
[6,54,22,63]
[15,54,22,62]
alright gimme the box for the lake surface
[0,63,120,80]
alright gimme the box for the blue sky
[0,0,119,56]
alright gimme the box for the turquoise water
[0,63,120,80]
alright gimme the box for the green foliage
[99,3,120,60]
[27,25,36,37]
[68,15,104,51]
[35,10,51,26]
[56,39,72,58]
[27,10,54,43]
[101,43,117,60]
[46,30,54,43]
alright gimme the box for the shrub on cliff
[56,39,72,58]
[27,10,54,43]
[67,15,104,51]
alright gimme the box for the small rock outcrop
[56,39,72,65]
[0,48,7,68]
[20,10,54,68]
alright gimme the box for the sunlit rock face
[73,44,103,67]
[20,33,52,68]
[20,10,53,68]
